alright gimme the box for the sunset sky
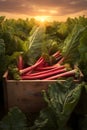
[0,0,87,21]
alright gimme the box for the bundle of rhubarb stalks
[17,51,81,81]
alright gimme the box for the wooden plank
[3,74,56,112]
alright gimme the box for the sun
[35,16,49,22]
[40,17,46,22]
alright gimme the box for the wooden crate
[3,67,83,113]
[3,71,57,113]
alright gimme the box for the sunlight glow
[35,16,50,22]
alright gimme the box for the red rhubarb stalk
[20,58,44,75]
[25,65,65,76]
[35,66,58,71]
[52,51,60,58]
[35,62,61,71]
[43,69,77,80]
[58,57,65,65]
[21,68,66,80]
[17,55,23,70]
[36,56,49,68]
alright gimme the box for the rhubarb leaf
[0,107,27,130]
[62,24,87,64]
[78,30,87,79]
[0,39,5,56]
[30,78,82,130]
[26,26,45,65]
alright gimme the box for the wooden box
[3,71,57,113]
[3,66,83,113]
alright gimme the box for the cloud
[0,0,34,14]
[0,0,87,17]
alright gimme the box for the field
[0,15,87,130]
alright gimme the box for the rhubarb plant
[26,25,46,65]
[30,78,82,130]
[0,107,27,130]
[62,24,87,64]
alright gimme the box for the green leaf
[78,30,87,78]
[45,79,82,129]
[62,24,87,64]
[0,107,27,130]
[0,39,5,56]
[26,25,45,65]
[31,79,82,130]
[58,22,69,38]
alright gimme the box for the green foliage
[0,17,34,55]
[8,64,20,80]
[78,30,87,78]
[0,107,28,130]
[14,18,32,41]
[0,16,5,23]
[57,22,69,38]
[42,39,59,55]
[0,39,5,56]
[26,25,46,65]
[30,78,82,130]
[0,15,87,129]
[45,21,64,47]
[1,30,27,55]
[26,24,60,65]
[0,55,9,79]
[0,50,22,80]
[0,39,7,79]
[62,24,87,64]
[66,16,87,31]
[0,16,36,79]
